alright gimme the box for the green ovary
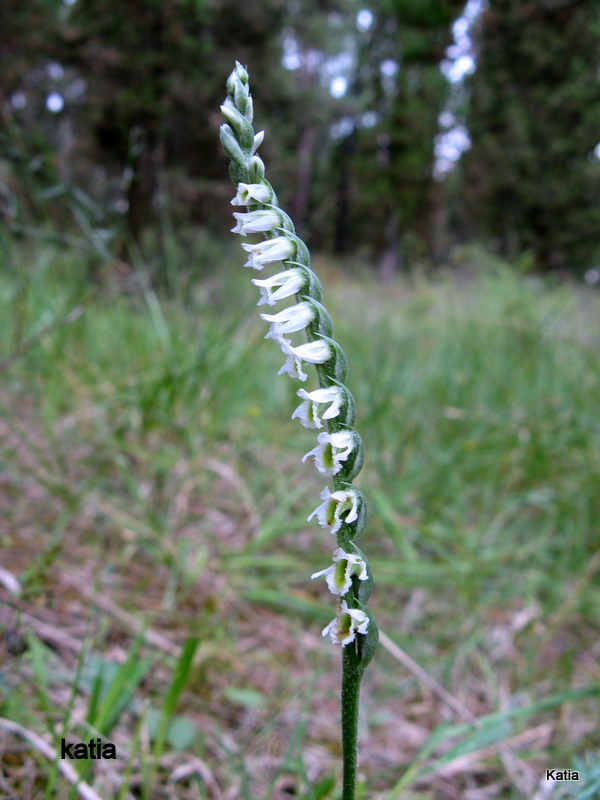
[325,500,338,527]
[322,444,335,470]
[338,612,351,637]
[333,559,349,593]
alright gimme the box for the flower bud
[252,131,264,154]
[248,155,265,181]
[220,101,254,150]
[220,124,246,165]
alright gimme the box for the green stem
[341,647,363,800]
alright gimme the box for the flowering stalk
[221,62,378,799]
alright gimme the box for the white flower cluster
[230,177,369,647]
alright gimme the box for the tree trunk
[293,125,316,238]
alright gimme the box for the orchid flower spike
[221,61,378,799]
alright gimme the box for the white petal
[332,547,353,562]
[278,350,308,381]
[310,566,333,580]
[252,131,264,153]
[292,398,322,429]
[325,565,352,596]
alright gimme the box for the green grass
[1,239,599,799]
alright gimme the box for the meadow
[1,238,599,799]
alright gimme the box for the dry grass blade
[379,630,478,725]
[0,717,104,800]
[432,722,553,780]
[0,304,86,373]
[0,568,22,595]
[379,630,541,796]
[168,756,225,800]
[1,601,83,654]
[58,571,181,657]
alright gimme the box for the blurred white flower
[252,131,264,153]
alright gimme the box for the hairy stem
[341,648,363,800]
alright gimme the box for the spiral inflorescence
[221,62,377,669]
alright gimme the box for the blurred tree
[0,1,56,90]
[239,0,356,239]
[326,0,464,274]
[1,0,356,259]
[0,0,67,223]
[64,0,294,245]
[463,0,600,272]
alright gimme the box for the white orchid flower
[308,486,359,534]
[260,302,314,342]
[292,386,342,429]
[231,182,272,206]
[302,430,354,475]
[311,548,368,596]
[278,340,332,381]
[251,269,305,307]
[322,599,369,646]
[231,209,281,236]
[242,236,294,269]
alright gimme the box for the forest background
[2,0,600,275]
[1,1,600,799]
